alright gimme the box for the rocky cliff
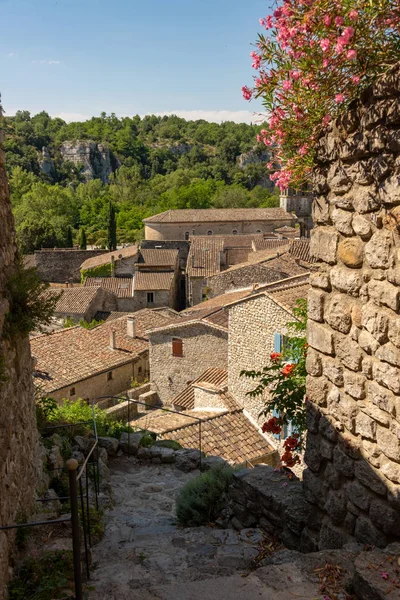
[0,117,39,599]
[58,140,117,183]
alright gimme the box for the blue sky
[0,0,272,124]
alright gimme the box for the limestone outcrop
[38,146,56,178]
[59,140,117,183]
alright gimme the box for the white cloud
[54,112,91,122]
[32,59,61,65]
[145,109,264,124]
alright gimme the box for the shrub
[62,316,76,328]
[175,465,235,526]
[79,318,104,329]
[8,550,74,600]
[44,398,135,439]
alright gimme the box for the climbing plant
[243,1,400,189]
[241,299,307,467]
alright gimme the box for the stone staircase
[89,456,400,600]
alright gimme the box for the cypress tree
[108,202,117,251]
[79,228,87,250]
[66,226,73,248]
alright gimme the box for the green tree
[79,228,87,249]
[66,226,73,248]
[107,201,117,251]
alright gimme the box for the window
[107,371,113,381]
[138,366,142,374]
[147,292,154,304]
[184,231,190,240]
[232,230,238,235]
[70,387,76,396]
[207,230,213,235]
[172,337,183,357]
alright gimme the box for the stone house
[84,277,135,311]
[227,275,310,425]
[146,307,230,404]
[80,244,139,278]
[133,367,278,466]
[45,286,118,323]
[31,309,181,404]
[144,207,297,241]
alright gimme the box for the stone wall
[149,323,228,404]
[35,249,107,283]
[133,289,174,311]
[0,121,39,598]
[207,264,287,298]
[50,354,149,404]
[228,293,294,424]
[304,66,400,551]
[145,218,295,241]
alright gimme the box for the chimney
[109,330,116,350]
[127,316,136,338]
[65,281,69,288]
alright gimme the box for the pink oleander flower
[299,145,308,156]
[380,571,389,580]
[282,79,292,91]
[342,26,355,41]
[352,75,360,84]
[347,49,357,60]
[242,86,252,101]
[320,38,330,52]
[335,16,344,26]
[335,93,345,103]
[349,10,359,21]
[290,70,301,80]
[322,114,331,126]
[323,15,332,27]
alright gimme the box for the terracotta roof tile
[172,368,228,410]
[267,281,310,313]
[31,309,181,393]
[44,287,102,314]
[80,245,138,270]
[84,277,133,298]
[289,238,317,264]
[134,271,175,291]
[139,249,179,266]
[186,237,225,278]
[183,288,253,313]
[144,208,295,224]
[145,307,229,335]
[252,238,292,252]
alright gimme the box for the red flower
[281,363,296,377]
[262,417,282,435]
[281,450,300,468]
[284,435,300,451]
[270,352,282,361]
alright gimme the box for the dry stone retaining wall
[0,124,39,598]
[304,66,400,551]
[35,248,107,282]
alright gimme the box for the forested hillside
[4,111,277,253]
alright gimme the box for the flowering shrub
[243,1,400,189]
[241,298,307,467]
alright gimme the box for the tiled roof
[184,288,254,313]
[132,409,223,433]
[31,310,181,393]
[84,277,133,298]
[267,281,310,313]
[162,410,275,465]
[145,307,229,335]
[256,253,310,277]
[139,249,179,266]
[94,311,131,322]
[275,226,298,233]
[289,238,317,264]
[144,208,295,223]
[252,238,292,252]
[172,368,228,410]
[186,237,225,278]
[80,245,138,270]
[44,287,101,315]
[134,271,175,291]
[198,234,264,249]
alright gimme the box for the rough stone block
[333,446,355,477]
[343,370,366,399]
[355,411,377,440]
[310,228,339,264]
[353,189,380,214]
[307,289,325,322]
[304,433,322,472]
[312,195,330,224]
[307,321,334,355]
[337,238,364,268]
[346,480,372,511]
[361,303,389,343]
[352,214,373,238]
[359,402,390,427]
[364,230,393,268]
[376,341,400,367]
[368,279,399,311]
[367,381,395,414]
[325,294,352,333]
[306,348,322,377]
[376,426,400,462]
[330,265,363,295]
[310,270,331,291]
[331,208,354,235]
[354,516,388,548]
[372,360,400,394]
[306,375,329,407]
[324,490,347,525]
[335,334,363,371]
[328,389,358,432]
[388,315,400,348]
[303,469,327,509]
[379,172,400,205]
[319,521,349,550]
[322,356,344,386]
[354,461,387,495]
[369,498,400,536]
[358,330,379,354]
[381,458,400,483]
[318,414,338,442]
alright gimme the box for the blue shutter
[272,333,282,439]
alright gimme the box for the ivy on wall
[80,263,112,283]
